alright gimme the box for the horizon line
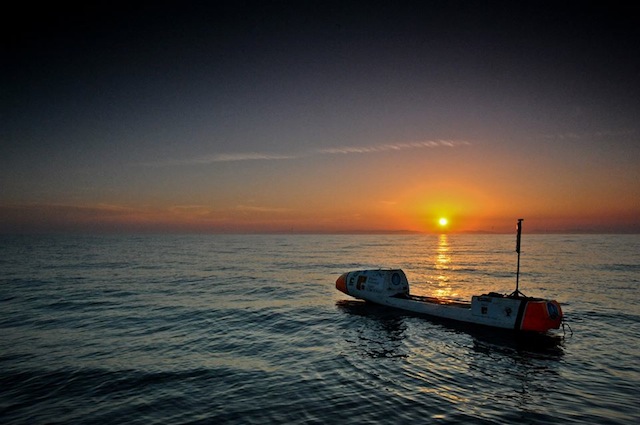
[2,229,639,236]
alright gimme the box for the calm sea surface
[1,234,639,424]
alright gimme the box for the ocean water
[1,234,638,424]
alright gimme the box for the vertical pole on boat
[513,218,524,297]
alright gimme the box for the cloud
[141,152,295,166]
[167,205,214,216]
[235,204,291,213]
[140,139,470,167]
[542,129,636,140]
[195,153,296,163]
[317,140,470,155]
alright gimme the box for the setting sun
[438,217,448,227]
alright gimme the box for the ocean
[1,234,638,424]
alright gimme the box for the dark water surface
[1,234,639,424]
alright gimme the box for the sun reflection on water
[436,234,450,271]
[434,234,456,299]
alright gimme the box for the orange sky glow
[2,3,639,234]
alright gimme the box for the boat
[335,219,563,333]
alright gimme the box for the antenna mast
[511,218,526,298]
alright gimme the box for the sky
[2,1,639,234]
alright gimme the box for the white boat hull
[336,269,562,333]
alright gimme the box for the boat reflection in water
[336,300,410,360]
[335,297,564,416]
[336,298,565,360]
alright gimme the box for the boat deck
[398,294,471,308]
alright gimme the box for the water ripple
[1,234,638,424]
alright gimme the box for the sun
[438,217,448,227]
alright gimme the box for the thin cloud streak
[141,152,296,167]
[200,153,297,162]
[140,139,471,167]
[235,204,291,213]
[317,140,470,155]
[542,129,636,140]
